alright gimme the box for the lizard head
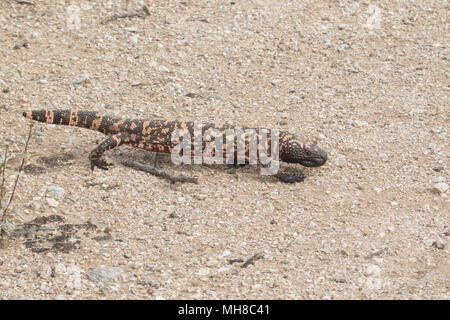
[280,139,327,167]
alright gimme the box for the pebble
[46,198,59,208]
[69,194,80,202]
[38,265,52,279]
[433,176,446,183]
[72,74,89,85]
[221,249,231,257]
[433,182,448,194]
[54,263,66,275]
[270,79,282,85]
[364,265,381,277]
[124,27,138,33]
[373,187,382,194]
[197,268,210,276]
[46,186,65,199]
[88,266,124,283]
[195,194,207,200]
[66,266,82,290]
[432,237,445,249]
[379,153,388,162]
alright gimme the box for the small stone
[334,85,345,93]
[46,198,59,208]
[373,187,382,194]
[197,268,210,276]
[433,176,445,183]
[156,65,170,73]
[349,2,359,10]
[353,120,368,127]
[130,34,139,44]
[38,265,52,279]
[221,249,231,257]
[433,182,448,194]
[365,265,381,277]
[124,27,138,33]
[88,266,124,282]
[402,17,414,25]
[195,194,207,200]
[432,237,445,249]
[69,194,80,202]
[270,79,282,85]
[390,201,398,207]
[46,186,65,199]
[66,266,82,290]
[72,74,89,85]
[54,263,66,275]
[379,153,388,161]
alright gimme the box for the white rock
[124,27,138,33]
[195,194,207,200]
[221,249,231,257]
[197,268,210,276]
[433,182,448,194]
[365,265,381,277]
[54,263,66,275]
[432,237,446,249]
[66,266,82,290]
[72,74,89,85]
[270,79,282,85]
[88,266,123,282]
[46,198,59,208]
[379,153,388,161]
[156,65,170,73]
[38,265,52,279]
[46,186,65,199]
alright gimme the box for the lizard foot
[274,171,306,183]
[90,159,113,171]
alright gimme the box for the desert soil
[0,0,448,299]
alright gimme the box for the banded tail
[22,109,117,135]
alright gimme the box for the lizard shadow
[111,149,308,184]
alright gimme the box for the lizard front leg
[89,133,130,170]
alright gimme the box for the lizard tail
[22,109,111,133]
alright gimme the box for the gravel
[0,0,448,300]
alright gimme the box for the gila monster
[22,109,327,183]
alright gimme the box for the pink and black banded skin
[23,109,327,182]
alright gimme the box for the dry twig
[0,123,34,237]
[241,252,264,268]
[101,6,150,25]
[14,0,35,5]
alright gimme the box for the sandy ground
[0,0,448,299]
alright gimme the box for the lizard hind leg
[89,133,130,171]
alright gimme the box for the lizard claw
[274,171,306,183]
[90,159,113,171]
